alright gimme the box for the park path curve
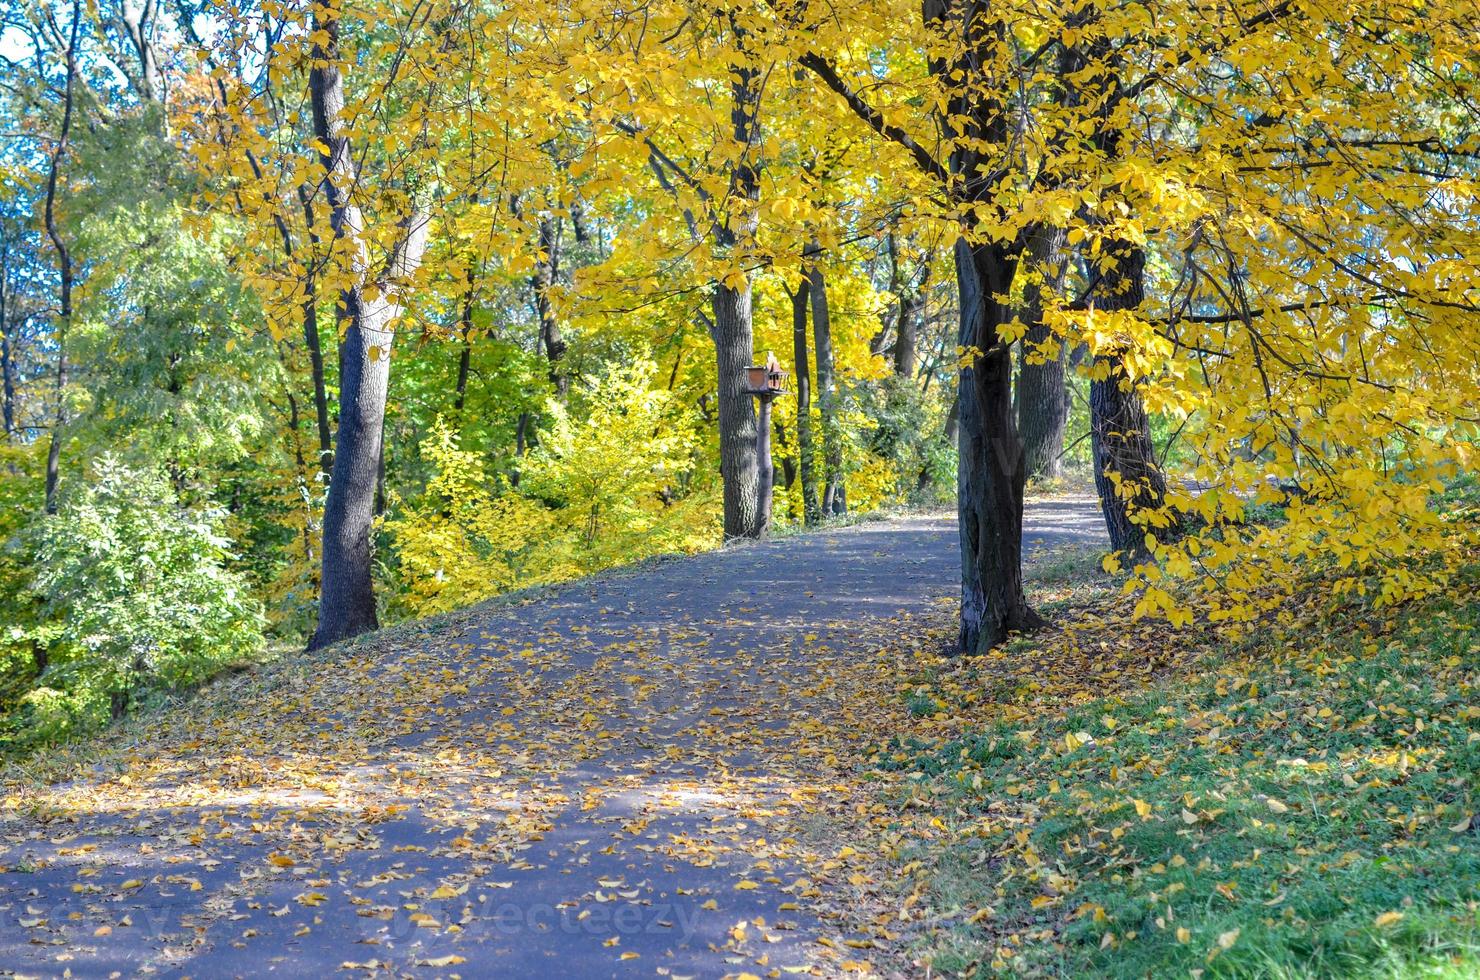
[2,498,1105,978]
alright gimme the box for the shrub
[9,458,263,745]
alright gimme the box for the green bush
[7,458,263,747]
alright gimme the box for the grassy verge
[881,546,1480,977]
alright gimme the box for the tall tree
[306,1,431,649]
[40,0,81,514]
[805,242,846,515]
[800,2,1047,650]
[788,276,820,524]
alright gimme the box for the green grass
[891,559,1480,977]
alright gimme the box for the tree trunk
[1089,242,1166,557]
[755,394,775,535]
[453,265,475,415]
[1,245,16,441]
[712,24,763,541]
[308,3,430,650]
[806,244,845,515]
[955,238,1043,653]
[42,2,80,514]
[1016,224,1070,481]
[532,214,568,397]
[789,279,820,524]
[296,186,334,479]
[889,236,926,378]
[714,279,761,539]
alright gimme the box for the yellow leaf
[417,955,467,967]
[1176,927,1190,943]
[1217,928,1240,950]
[268,853,295,867]
[1373,911,1404,928]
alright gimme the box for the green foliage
[5,458,263,748]
[897,560,1480,978]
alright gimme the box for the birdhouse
[744,351,788,394]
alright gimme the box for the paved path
[2,500,1105,978]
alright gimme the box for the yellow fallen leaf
[1176,927,1190,943]
[619,951,640,960]
[268,853,295,868]
[416,955,466,967]
[1373,911,1404,928]
[121,879,143,890]
[1217,928,1240,950]
[1133,799,1152,819]
[734,880,759,890]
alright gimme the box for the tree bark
[755,394,776,535]
[955,238,1043,652]
[889,235,927,379]
[296,185,334,479]
[532,214,568,397]
[712,21,763,540]
[713,279,761,539]
[789,279,820,524]
[1,242,16,441]
[805,243,845,515]
[1089,242,1166,557]
[42,1,80,514]
[453,264,475,415]
[1016,224,1070,481]
[308,3,430,650]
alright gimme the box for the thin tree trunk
[453,264,475,415]
[1,245,16,441]
[1016,224,1070,481]
[42,1,80,514]
[806,243,845,515]
[308,2,430,650]
[755,394,775,535]
[532,214,568,397]
[296,185,334,478]
[790,279,820,524]
[890,237,927,379]
[1089,242,1166,557]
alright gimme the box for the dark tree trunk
[955,238,1043,652]
[1089,242,1166,557]
[806,244,845,515]
[789,279,820,524]
[296,186,334,478]
[889,235,927,379]
[775,419,798,519]
[308,3,430,650]
[755,394,776,534]
[1016,224,1070,481]
[1,245,16,441]
[42,2,80,514]
[453,265,475,415]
